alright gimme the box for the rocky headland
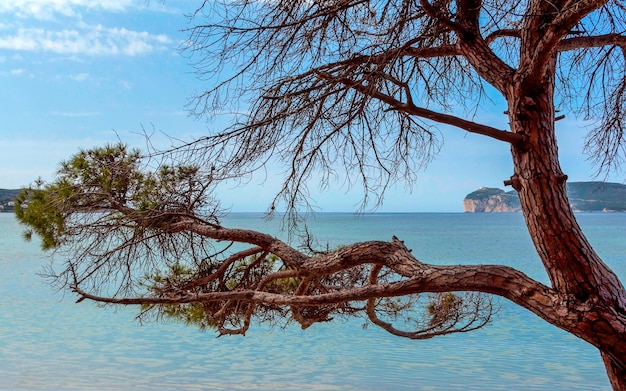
[464,181,626,212]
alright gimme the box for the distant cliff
[464,187,521,212]
[464,182,626,212]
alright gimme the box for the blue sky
[0,0,622,212]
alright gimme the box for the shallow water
[1,212,623,390]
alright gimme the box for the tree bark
[603,352,626,390]
[508,60,626,386]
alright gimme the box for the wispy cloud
[0,68,30,77]
[0,0,138,20]
[119,80,133,90]
[70,72,89,81]
[51,111,101,117]
[0,25,172,56]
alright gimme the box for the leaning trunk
[507,71,626,387]
[603,353,626,390]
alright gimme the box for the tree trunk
[507,68,626,387]
[603,352,626,390]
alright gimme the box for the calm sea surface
[1,212,624,390]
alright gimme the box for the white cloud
[0,25,172,56]
[119,80,133,90]
[0,68,30,77]
[51,111,100,117]
[0,0,138,20]
[0,0,184,21]
[70,72,89,81]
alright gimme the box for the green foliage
[15,185,69,250]
[15,144,141,250]
[153,303,217,330]
[59,145,140,202]
[265,271,300,293]
[15,143,210,251]
[141,263,221,330]
[464,187,506,201]
[427,292,462,328]
[140,253,298,330]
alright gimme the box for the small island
[464,182,626,212]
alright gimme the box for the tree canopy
[16,0,626,388]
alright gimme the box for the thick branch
[170,219,309,268]
[287,42,460,86]
[558,33,626,52]
[365,264,493,339]
[485,29,520,45]
[551,0,610,31]
[520,0,608,84]
[71,232,580,339]
[73,264,555,307]
[182,246,265,290]
[318,72,526,146]
[73,252,604,350]
[453,0,515,92]
[403,45,460,59]
[402,105,525,146]
[418,0,459,32]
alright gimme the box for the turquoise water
[1,212,624,390]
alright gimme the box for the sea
[1,212,624,390]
